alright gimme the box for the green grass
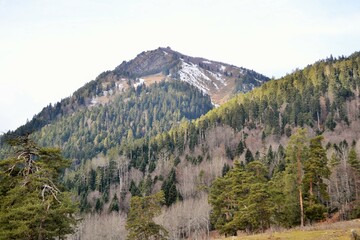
[216,219,360,240]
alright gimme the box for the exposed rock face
[114,47,269,104]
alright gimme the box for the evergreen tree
[108,193,120,212]
[231,161,272,233]
[126,191,168,240]
[283,128,308,227]
[0,135,77,240]
[161,168,181,206]
[236,140,245,156]
[303,135,330,222]
[129,180,141,197]
[349,147,360,174]
[95,198,103,213]
[222,163,231,176]
[245,149,254,163]
[209,162,241,236]
[209,161,272,235]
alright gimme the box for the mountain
[0,48,269,161]
[3,47,268,139]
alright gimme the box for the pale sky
[1,0,360,133]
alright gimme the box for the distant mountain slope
[4,47,268,138]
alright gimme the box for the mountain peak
[114,47,269,104]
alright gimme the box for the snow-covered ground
[133,78,145,88]
[207,70,227,86]
[116,83,124,91]
[178,61,211,94]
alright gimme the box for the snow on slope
[178,59,233,95]
[133,78,145,88]
[179,61,211,94]
[207,70,227,86]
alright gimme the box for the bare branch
[42,184,61,204]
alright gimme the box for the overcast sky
[1,0,360,133]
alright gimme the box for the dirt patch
[142,73,166,86]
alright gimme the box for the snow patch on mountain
[207,70,227,86]
[116,83,124,91]
[179,61,211,94]
[212,82,219,90]
[133,78,145,88]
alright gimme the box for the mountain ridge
[3,47,269,138]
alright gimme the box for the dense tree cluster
[28,81,213,161]
[209,129,360,236]
[209,161,272,235]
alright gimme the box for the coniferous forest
[1,51,360,239]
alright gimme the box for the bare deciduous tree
[69,213,127,240]
[156,193,210,240]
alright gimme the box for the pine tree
[126,191,168,240]
[303,135,329,222]
[284,128,308,227]
[209,161,272,235]
[236,141,245,156]
[209,162,242,236]
[108,193,120,212]
[349,147,360,174]
[245,149,254,163]
[0,135,77,240]
[95,198,103,213]
[231,161,272,233]
[161,168,181,206]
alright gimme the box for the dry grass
[215,219,360,240]
[142,73,166,85]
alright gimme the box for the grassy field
[215,219,360,240]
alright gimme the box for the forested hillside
[31,81,213,161]
[62,52,360,238]
[2,51,360,239]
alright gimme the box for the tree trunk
[297,150,304,227]
[299,187,304,227]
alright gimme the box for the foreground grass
[217,219,360,240]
